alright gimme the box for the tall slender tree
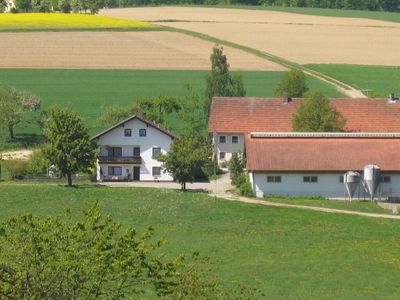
[205,45,245,117]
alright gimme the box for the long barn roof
[208,97,400,133]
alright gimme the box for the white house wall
[250,172,400,199]
[96,118,173,181]
[214,133,244,163]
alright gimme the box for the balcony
[98,156,142,164]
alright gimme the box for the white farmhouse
[92,115,175,182]
[208,97,400,163]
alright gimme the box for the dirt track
[0,31,285,70]
[101,7,400,66]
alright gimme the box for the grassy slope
[1,184,400,299]
[306,64,400,98]
[0,69,342,138]
[188,4,400,23]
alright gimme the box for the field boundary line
[213,193,400,219]
[165,25,366,98]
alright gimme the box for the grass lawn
[306,64,400,98]
[192,4,400,23]
[264,196,392,214]
[0,13,158,31]
[0,68,342,149]
[1,183,400,299]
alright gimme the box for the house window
[219,136,226,143]
[232,136,239,144]
[108,166,122,176]
[267,176,281,183]
[382,176,391,183]
[339,175,344,183]
[124,129,132,137]
[303,176,318,183]
[133,146,140,157]
[108,147,122,157]
[152,147,162,159]
[152,167,161,176]
[139,129,147,137]
[219,152,226,160]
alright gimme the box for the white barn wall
[95,118,173,181]
[250,172,400,199]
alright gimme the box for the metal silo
[344,171,360,200]
[364,164,381,200]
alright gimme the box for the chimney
[283,93,292,104]
[388,92,398,103]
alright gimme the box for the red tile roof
[208,97,400,133]
[246,134,400,172]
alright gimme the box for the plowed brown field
[101,7,400,66]
[0,31,285,70]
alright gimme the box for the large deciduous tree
[0,87,41,141]
[43,107,96,186]
[274,69,308,98]
[159,134,210,191]
[205,45,245,117]
[292,90,346,132]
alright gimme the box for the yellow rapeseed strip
[0,13,153,30]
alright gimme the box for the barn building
[208,97,400,199]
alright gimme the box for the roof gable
[92,115,176,140]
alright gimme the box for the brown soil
[101,7,400,66]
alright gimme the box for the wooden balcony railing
[99,156,142,164]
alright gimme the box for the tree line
[104,0,399,13]
[11,0,104,13]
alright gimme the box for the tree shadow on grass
[2,133,44,150]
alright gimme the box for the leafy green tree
[205,45,246,117]
[43,107,96,186]
[98,96,181,129]
[57,0,71,12]
[159,134,210,191]
[14,0,31,11]
[228,152,245,186]
[274,69,308,98]
[0,87,41,141]
[292,90,346,132]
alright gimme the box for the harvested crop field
[0,31,285,70]
[101,7,400,66]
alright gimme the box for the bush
[202,158,223,178]
[239,176,253,197]
[232,172,246,187]
[3,160,27,180]
[25,149,48,176]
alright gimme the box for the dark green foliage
[42,107,96,186]
[14,0,31,11]
[25,148,49,176]
[292,90,346,132]
[159,134,211,190]
[238,176,253,197]
[205,45,246,117]
[274,69,308,97]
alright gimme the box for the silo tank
[344,171,360,198]
[364,164,381,199]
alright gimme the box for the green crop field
[307,64,400,98]
[195,5,400,23]
[0,183,400,299]
[0,68,342,148]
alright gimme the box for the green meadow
[307,64,400,98]
[0,184,400,299]
[0,69,342,148]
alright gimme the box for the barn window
[232,136,239,144]
[124,129,132,137]
[219,136,226,143]
[304,176,318,183]
[139,129,147,137]
[267,176,281,183]
[382,176,391,183]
